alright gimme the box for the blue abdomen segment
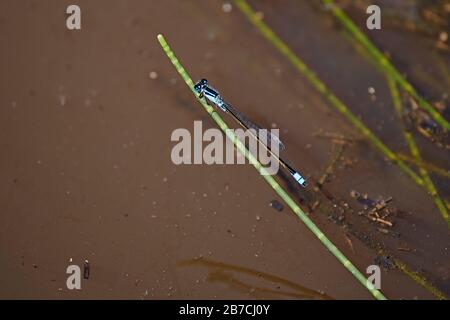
[292,172,307,187]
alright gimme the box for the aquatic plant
[158,34,387,300]
[233,0,449,298]
[233,0,449,227]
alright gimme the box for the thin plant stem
[397,154,450,180]
[393,258,448,300]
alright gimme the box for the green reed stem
[398,154,450,180]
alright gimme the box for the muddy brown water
[0,0,448,299]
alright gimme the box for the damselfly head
[194,79,208,93]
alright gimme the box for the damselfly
[194,79,307,188]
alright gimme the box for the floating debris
[226,229,236,237]
[311,200,321,210]
[374,255,396,270]
[350,190,395,228]
[344,233,355,253]
[368,87,377,101]
[269,200,284,212]
[404,97,448,149]
[350,190,376,208]
[149,71,158,80]
[83,260,90,279]
[222,3,232,13]
[59,94,66,106]
[313,131,355,146]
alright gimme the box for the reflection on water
[179,258,332,300]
